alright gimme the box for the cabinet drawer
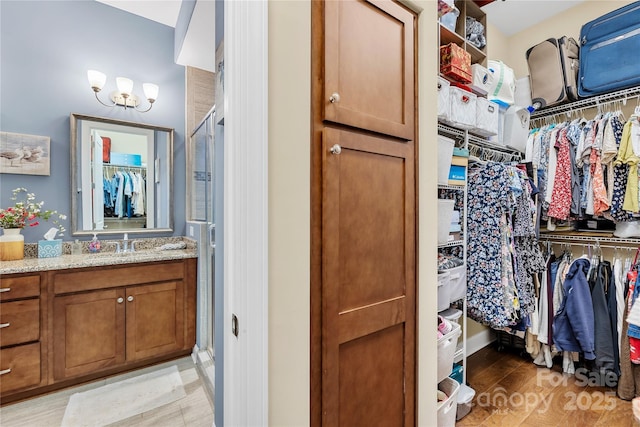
[0,275,40,301]
[0,299,40,347]
[0,342,41,394]
[54,261,185,294]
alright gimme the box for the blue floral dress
[467,162,520,328]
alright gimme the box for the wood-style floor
[458,344,640,427]
[0,357,213,427]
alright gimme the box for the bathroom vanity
[0,243,196,404]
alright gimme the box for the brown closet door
[322,127,415,426]
[324,0,415,140]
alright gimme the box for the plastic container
[448,86,477,130]
[438,322,461,382]
[438,135,455,186]
[449,362,464,384]
[440,6,459,32]
[502,105,530,152]
[456,383,476,421]
[445,264,466,303]
[437,377,460,427]
[438,199,455,245]
[437,271,451,312]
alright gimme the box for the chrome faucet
[121,233,136,253]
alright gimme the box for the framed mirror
[70,113,174,236]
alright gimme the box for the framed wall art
[0,131,51,176]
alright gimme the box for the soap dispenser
[71,239,83,255]
[89,233,101,253]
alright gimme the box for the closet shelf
[438,123,523,158]
[540,231,640,246]
[438,184,465,191]
[530,85,640,120]
[438,239,464,248]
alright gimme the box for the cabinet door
[324,0,415,140]
[321,128,415,426]
[126,281,184,361]
[53,289,125,380]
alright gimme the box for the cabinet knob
[0,322,10,329]
[117,297,124,304]
[127,295,134,302]
[0,368,11,376]
[0,288,10,293]
[329,92,340,103]
[330,144,342,155]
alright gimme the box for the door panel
[126,281,184,361]
[53,289,125,380]
[324,0,414,140]
[322,127,415,426]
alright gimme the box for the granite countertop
[0,236,197,275]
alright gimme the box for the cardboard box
[448,165,466,181]
[440,43,471,84]
[450,156,468,167]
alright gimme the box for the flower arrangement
[0,187,66,236]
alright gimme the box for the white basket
[438,199,455,245]
[438,322,461,382]
[449,86,477,130]
[437,377,461,427]
[438,271,451,312]
[456,383,476,421]
[438,76,451,122]
[445,264,466,303]
[472,97,499,137]
[438,135,455,186]
[471,63,493,94]
[503,105,530,152]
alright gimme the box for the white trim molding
[223,0,269,425]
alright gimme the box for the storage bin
[456,383,476,421]
[438,76,451,122]
[437,377,461,427]
[440,307,462,324]
[448,86,477,130]
[449,362,464,384]
[440,6,459,32]
[503,105,530,152]
[471,63,493,94]
[438,271,451,312]
[515,75,533,108]
[437,135,455,186]
[440,43,472,84]
[438,322,461,382]
[445,264,466,303]
[438,199,455,245]
[472,97,499,137]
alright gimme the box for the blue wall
[0,0,186,242]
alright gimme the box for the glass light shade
[142,83,159,102]
[116,77,134,96]
[87,70,106,91]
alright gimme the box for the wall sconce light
[87,70,159,112]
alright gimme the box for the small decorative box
[38,239,62,258]
[440,43,472,84]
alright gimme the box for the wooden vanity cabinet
[51,259,195,382]
[0,273,46,398]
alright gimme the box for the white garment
[537,255,550,345]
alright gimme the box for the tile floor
[0,357,214,427]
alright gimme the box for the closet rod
[468,142,522,163]
[540,232,640,246]
[530,85,640,120]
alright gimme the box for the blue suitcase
[578,1,640,98]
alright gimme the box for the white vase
[0,228,25,261]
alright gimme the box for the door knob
[329,92,340,103]
[117,297,124,304]
[330,144,342,155]
[127,296,134,302]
